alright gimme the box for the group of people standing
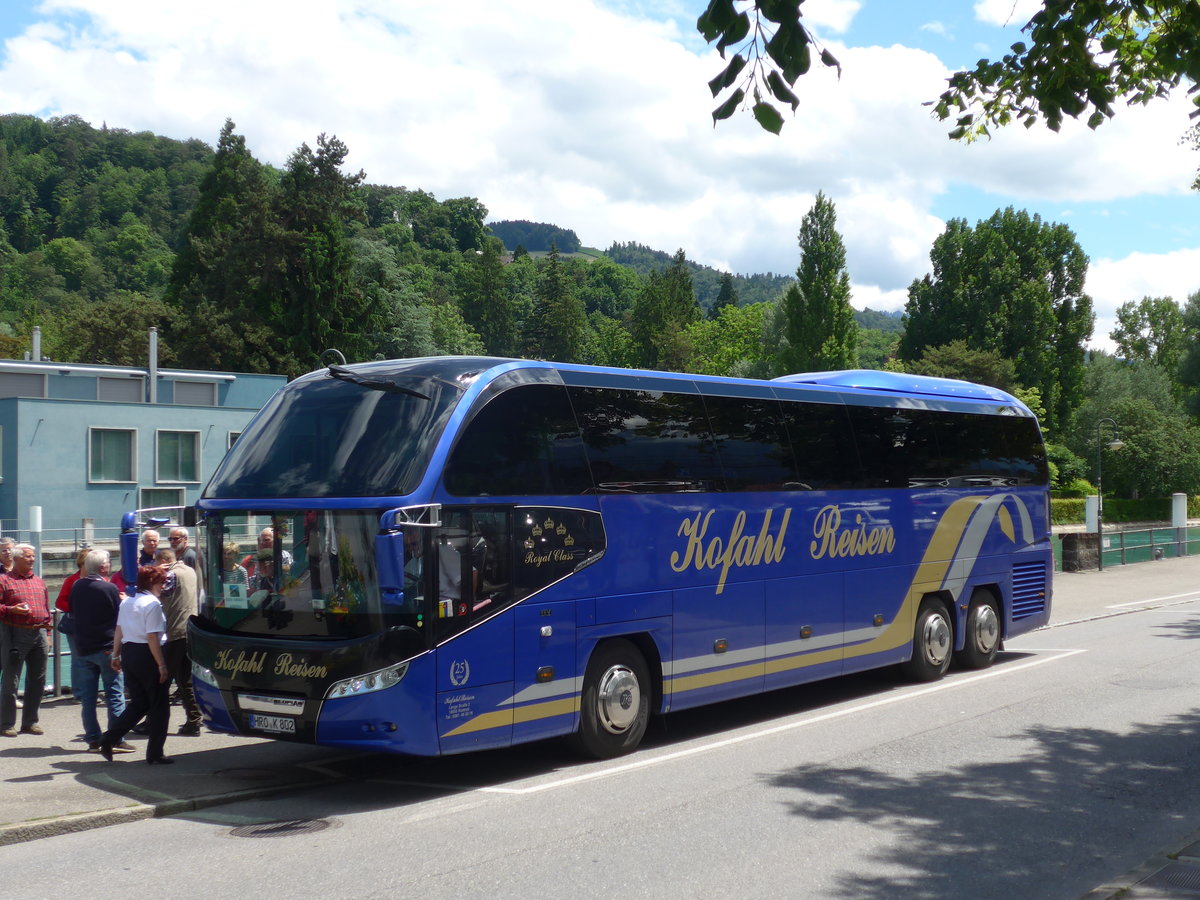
[0,527,204,765]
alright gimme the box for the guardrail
[1099,526,1200,568]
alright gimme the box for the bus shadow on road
[160,652,1042,831]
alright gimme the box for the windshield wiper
[327,365,431,400]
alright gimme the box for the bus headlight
[326,662,409,699]
[192,662,218,688]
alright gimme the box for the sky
[0,0,1197,351]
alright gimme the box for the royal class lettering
[524,547,578,568]
[809,505,896,560]
[670,509,791,594]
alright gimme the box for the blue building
[0,329,285,538]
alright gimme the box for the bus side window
[514,507,605,601]
[435,509,512,640]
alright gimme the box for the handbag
[57,612,74,635]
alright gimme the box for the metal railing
[1099,526,1200,568]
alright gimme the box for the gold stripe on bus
[448,496,1004,730]
[665,660,766,694]
[670,496,989,695]
[440,697,579,738]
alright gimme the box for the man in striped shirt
[0,544,52,737]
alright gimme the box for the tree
[629,249,701,370]
[1111,295,1187,379]
[44,292,181,366]
[698,2,1200,148]
[459,238,515,355]
[777,192,856,374]
[166,119,277,373]
[906,340,1017,390]
[524,245,586,362]
[1067,352,1200,497]
[684,301,770,376]
[272,132,378,375]
[711,271,738,319]
[899,208,1093,434]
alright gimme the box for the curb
[1080,827,1200,899]
[0,780,317,847]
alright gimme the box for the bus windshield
[204,366,464,499]
[202,510,424,642]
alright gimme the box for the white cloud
[920,21,949,37]
[0,0,1195,324]
[803,0,863,35]
[1087,248,1200,351]
[973,0,1042,28]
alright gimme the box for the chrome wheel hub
[596,664,641,734]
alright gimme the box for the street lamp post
[1096,417,1125,571]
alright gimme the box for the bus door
[433,509,516,753]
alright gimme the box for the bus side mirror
[375,531,406,607]
[182,507,198,527]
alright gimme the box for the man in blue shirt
[69,550,133,752]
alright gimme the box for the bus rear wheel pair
[901,588,1001,682]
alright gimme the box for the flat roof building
[0,328,286,539]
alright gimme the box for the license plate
[248,714,296,734]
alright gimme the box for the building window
[140,488,184,519]
[97,377,144,403]
[228,431,241,450]
[174,381,216,406]
[89,428,136,483]
[157,430,200,483]
[0,372,46,398]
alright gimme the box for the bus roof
[771,369,1020,403]
[299,357,1026,412]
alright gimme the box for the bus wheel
[901,599,952,682]
[954,589,1000,670]
[571,639,650,759]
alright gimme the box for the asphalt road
[6,558,1200,898]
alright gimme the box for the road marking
[1108,591,1200,610]
[471,649,1087,796]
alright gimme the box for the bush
[1051,498,1086,525]
[1057,477,1096,498]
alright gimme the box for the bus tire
[900,598,952,682]
[954,588,1001,670]
[571,639,650,759]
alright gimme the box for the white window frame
[228,431,241,450]
[156,429,201,484]
[88,427,137,484]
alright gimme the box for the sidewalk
[5,555,1200,900]
[0,701,339,845]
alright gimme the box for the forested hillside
[487,220,581,254]
[604,241,792,309]
[7,112,1200,496]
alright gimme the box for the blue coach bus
[175,357,1051,758]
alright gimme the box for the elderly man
[242,526,292,581]
[156,547,202,736]
[168,526,204,598]
[138,529,160,566]
[0,544,52,737]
